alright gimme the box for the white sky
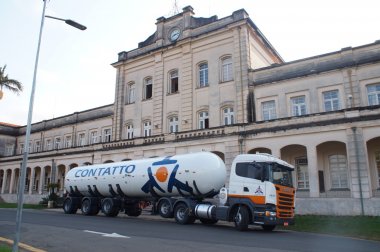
[0,0,379,126]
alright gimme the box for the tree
[0,65,23,99]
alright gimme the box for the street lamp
[13,1,86,251]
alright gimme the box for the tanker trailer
[63,152,296,231]
[63,152,226,217]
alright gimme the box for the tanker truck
[63,152,295,231]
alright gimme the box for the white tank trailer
[63,152,296,231]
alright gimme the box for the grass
[0,202,45,209]
[0,244,11,252]
[280,215,380,241]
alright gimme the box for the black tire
[174,203,195,225]
[199,218,218,225]
[101,198,120,217]
[262,225,276,231]
[63,197,78,214]
[233,206,249,231]
[158,199,173,218]
[81,198,99,216]
[81,198,92,215]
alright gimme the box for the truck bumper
[256,215,295,226]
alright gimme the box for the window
[199,63,208,87]
[78,133,86,146]
[221,56,233,82]
[262,100,277,120]
[367,84,380,106]
[296,158,309,189]
[34,141,41,152]
[169,70,178,94]
[144,78,153,100]
[375,151,380,187]
[28,142,32,153]
[54,137,61,150]
[126,124,134,139]
[103,129,112,142]
[5,144,14,156]
[329,154,348,189]
[127,82,135,104]
[236,163,264,180]
[45,139,52,151]
[198,111,209,129]
[89,131,98,144]
[223,107,234,125]
[169,116,179,133]
[143,121,151,137]
[20,143,24,154]
[323,90,340,112]
[291,96,306,116]
[64,135,72,148]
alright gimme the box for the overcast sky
[1,0,379,126]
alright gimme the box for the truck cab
[218,153,295,231]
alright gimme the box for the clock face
[170,28,181,41]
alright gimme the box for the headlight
[265,211,276,217]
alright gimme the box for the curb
[0,237,46,252]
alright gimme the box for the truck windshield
[268,163,293,187]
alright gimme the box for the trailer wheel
[174,203,195,225]
[63,197,78,214]
[81,198,92,215]
[101,198,119,217]
[199,218,218,225]
[233,206,249,231]
[158,199,173,218]
[125,208,142,217]
[262,225,276,231]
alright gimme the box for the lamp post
[13,1,86,251]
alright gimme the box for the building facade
[1,6,379,215]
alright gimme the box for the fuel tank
[65,152,226,198]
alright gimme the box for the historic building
[1,6,379,215]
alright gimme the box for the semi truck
[63,152,295,231]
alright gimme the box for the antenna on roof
[169,0,180,16]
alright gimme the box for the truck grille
[275,186,295,218]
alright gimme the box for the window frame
[54,137,61,150]
[143,77,153,100]
[367,83,380,106]
[64,135,72,148]
[329,154,349,189]
[127,82,136,104]
[89,131,98,145]
[221,56,233,82]
[198,62,209,88]
[198,111,209,129]
[77,133,86,147]
[291,96,307,116]
[168,70,179,94]
[103,128,112,143]
[126,124,134,139]
[168,116,179,133]
[143,121,152,137]
[261,100,277,121]
[223,107,234,125]
[323,90,340,112]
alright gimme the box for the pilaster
[306,145,320,197]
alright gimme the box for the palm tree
[0,65,23,99]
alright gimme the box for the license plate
[284,222,289,226]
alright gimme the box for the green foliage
[0,244,12,252]
[0,203,45,209]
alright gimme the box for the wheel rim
[176,207,186,220]
[160,202,170,215]
[82,200,90,212]
[103,201,111,212]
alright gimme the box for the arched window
[198,111,209,129]
[221,56,233,82]
[126,124,133,139]
[143,121,151,137]
[223,107,234,125]
[329,154,348,189]
[168,116,179,133]
[168,70,178,94]
[143,77,153,100]
[198,63,208,87]
[127,82,135,104]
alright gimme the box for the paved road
[1,208,379,252]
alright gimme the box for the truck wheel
[101,198,119,217]
[63,197,78,214]
[81,198,92,215]
[158,199,173,218]
[262,225,276,231]
[234,206,249,231]
[199,218,218,225]
[174,203,195,225]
